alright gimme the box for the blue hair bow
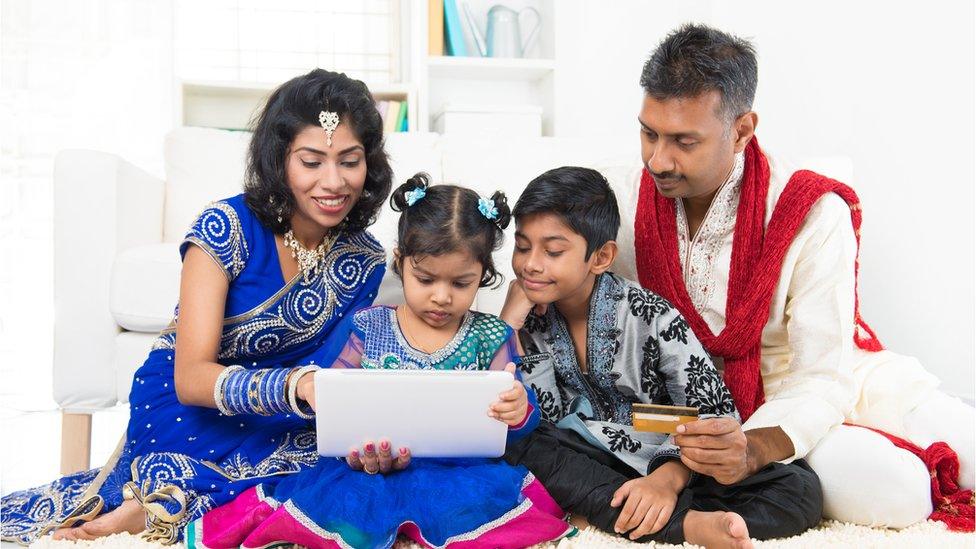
[478,197,498,221]
[405,186,426,207]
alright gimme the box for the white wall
[0,0,174,410]
[555,0,975,399]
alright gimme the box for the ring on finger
[364,466,380,475]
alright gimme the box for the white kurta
[614,151,974,527]
[619,152,943,460]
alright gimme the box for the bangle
[287,365,320,420]
[214,365,244,416]
[220,367,292,416]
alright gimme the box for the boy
[500,167,823,548]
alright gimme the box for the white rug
[23,520,975,548]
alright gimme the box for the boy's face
[512,213,599,305]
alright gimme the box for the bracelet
[220,367,292,416]
[287,365,320,420]
[214,365,244,416]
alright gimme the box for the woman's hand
[295,371,317,412]
[499,280,547,330]
[346,440,411,474]
[489,363,529,426]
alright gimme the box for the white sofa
[53,127,854,473]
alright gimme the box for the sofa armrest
[53,150,164,413]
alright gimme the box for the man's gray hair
[640,23,758,123]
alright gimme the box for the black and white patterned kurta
[519,272,738,475]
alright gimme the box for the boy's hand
[499,280,547,330]
[610,461,689,540]
[489,363,528,426]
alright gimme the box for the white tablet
[314,368,514,458]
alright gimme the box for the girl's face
[399,250,483,331]
[284,121,367,232]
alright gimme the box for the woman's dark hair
[389,173,511,288]
[244,68,393,233]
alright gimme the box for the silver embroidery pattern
[185,201,249,282]
[677,152,744,314]
[215,232,383,360]
[0,469,100,545]
[152,231,384,359]
[216,431,318,480]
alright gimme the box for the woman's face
[284,119,367,231]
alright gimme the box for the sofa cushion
[110,243,181,332]
[164,128,252,242]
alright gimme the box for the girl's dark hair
[244,68,393,233]
[389,173,511,288]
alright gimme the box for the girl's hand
[346,439,411,474]
[295,371,317,412]
[499,280,547,330]
[489,363,528,426]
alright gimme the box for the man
[624,23,974,529]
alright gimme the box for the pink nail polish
[399,447,407,455]
[365,443,375,453]
[380,441,390,451]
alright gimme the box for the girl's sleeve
[489,329,540,443]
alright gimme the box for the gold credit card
[632,404,699,434]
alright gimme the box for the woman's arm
[172,244,231,407]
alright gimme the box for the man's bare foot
[683,510,752,549]
[51,499,146,541]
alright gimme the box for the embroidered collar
[675,151,745,313]
[389,307,474,365]
[545,273,625,422]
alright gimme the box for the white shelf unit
[406,0,561,135]
[178,80,418,133]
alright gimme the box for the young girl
[186,175,574,549]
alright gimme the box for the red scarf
[848,423,975,532]
[635,137,973,531]
[635,137,881,420]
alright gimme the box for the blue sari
[1,194,386,545]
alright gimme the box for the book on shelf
[443,0,467,56]
[396,101,408,132]
[375,100,409,133]
[428,0,444,56]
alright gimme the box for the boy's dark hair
[513,166,619,259]
[244,68,393,234]
[640,23,757,123]
[390,173,511,288]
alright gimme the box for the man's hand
[499,280,547,330]
[610,461,688,540]
[674,418,794,485]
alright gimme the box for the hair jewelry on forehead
[477,196,498,221]
[318,109,340,147]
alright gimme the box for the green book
[396,101,408,132]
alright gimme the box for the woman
[1,68,393,545]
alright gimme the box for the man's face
[638,90,739,200]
